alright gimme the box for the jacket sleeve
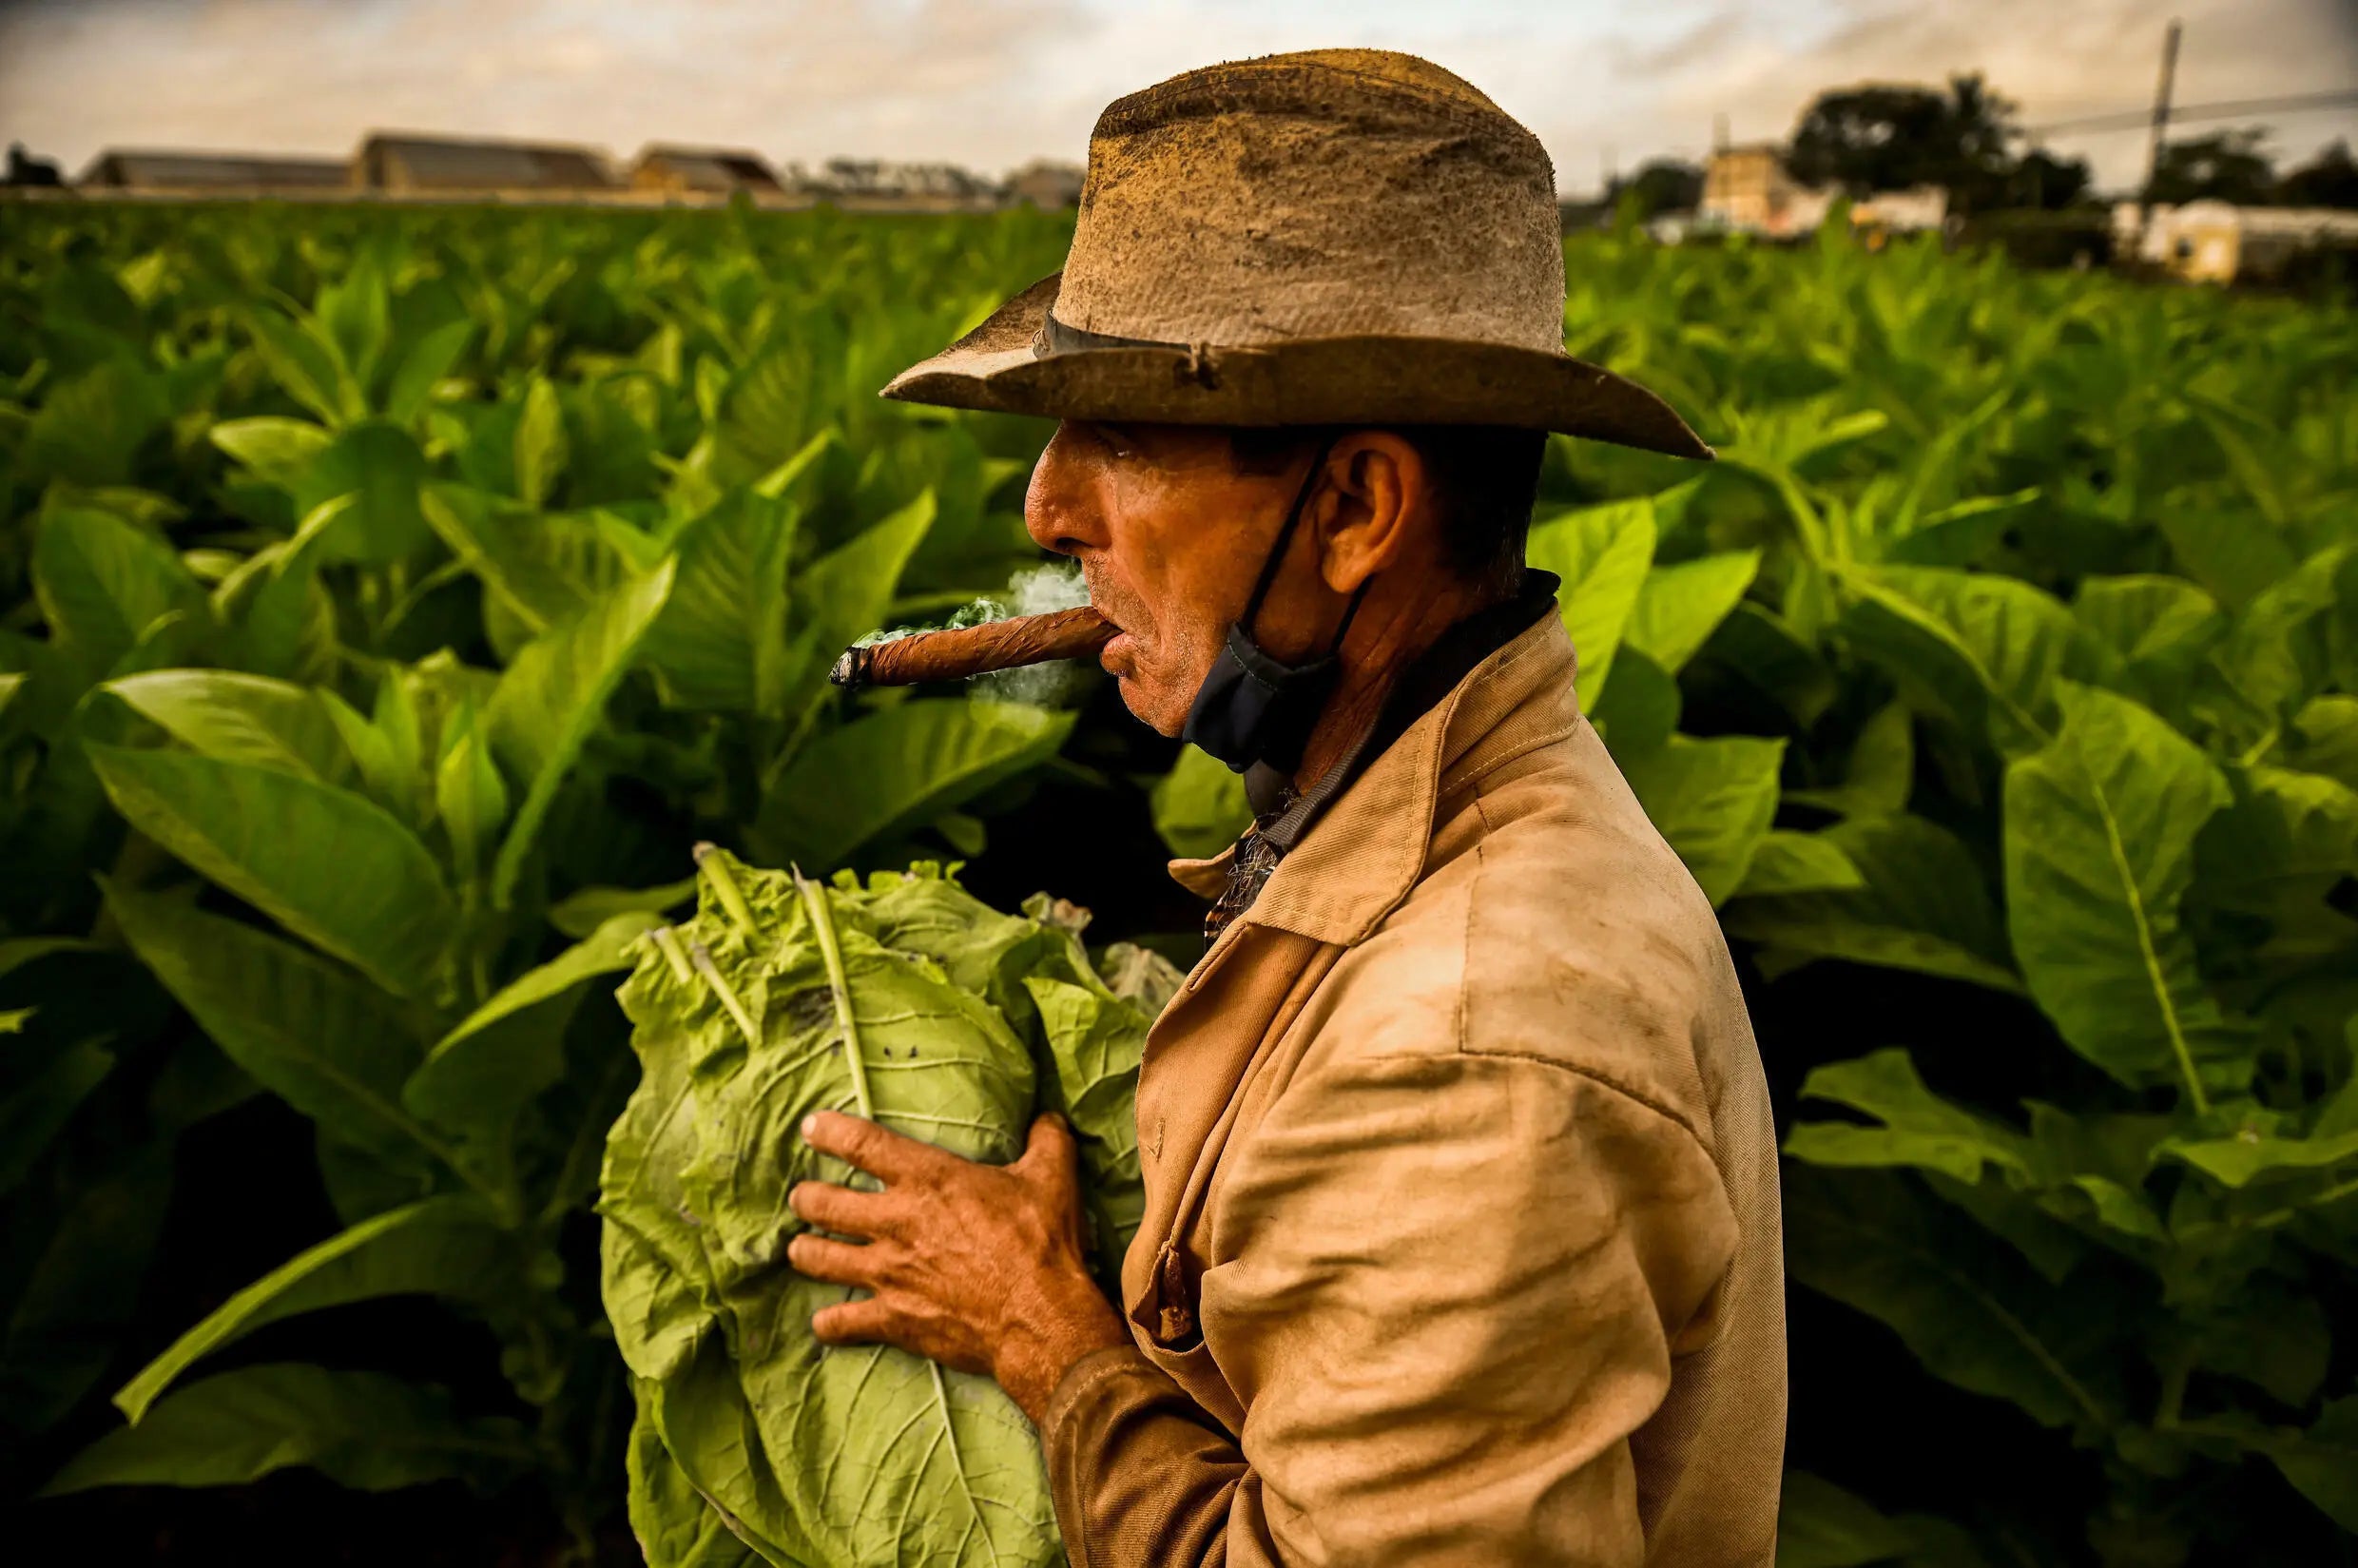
[1039,1048,1739,1567]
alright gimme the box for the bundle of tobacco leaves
[600,848,1178,1568]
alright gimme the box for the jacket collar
[1166,610,1583,947]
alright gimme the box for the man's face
[1024,421,1306,736]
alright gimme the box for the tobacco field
[0,198,2353,1566]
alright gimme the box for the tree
[1608,160,1704,221]
[2013,148,2092,211]
[2146,128,2276,205]
[1787,72,2020,211]
[2277,139,2358,208]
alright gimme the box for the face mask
[1183,436,1372,775]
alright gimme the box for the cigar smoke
[976,564,1094,706]
[843,562,1099,707]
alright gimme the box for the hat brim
[880,273,1713,460]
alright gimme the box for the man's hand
[786,1110,1133,1424]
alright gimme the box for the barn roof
[634,145,784,191]
[360,134,616,190]
[80,150,349,189]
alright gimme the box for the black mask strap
[1245,429,1339,636]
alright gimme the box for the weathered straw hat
[884,48,1711,459]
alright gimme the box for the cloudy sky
[3,0,2353,191]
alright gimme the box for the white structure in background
[2120,201,2358,283]
[1698,145,1945,240]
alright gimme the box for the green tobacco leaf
[1728,814,2021,993]
[103,879,438,1167]
[113,1195,513,1422]
[628,1381,761,1568]
[484,562,676,906]
[1787,701,1913,819]
[0,1149,173,1432]
[789,492,936,686]
[1150,745,1252,861]
[2075,574,2224,709]
[52,1365,530,1495]
[33,506,206,679]
[2198,765,2358,883]
[1625,548,1760,673]
[1787,1049,2030,1185]
[1528,497,1656,707]
[757,700,1073,871]
[644,491,801,714]
[2208,545,2355,725]
[382,320,474,425]
[1590,645,1682,759]
[1784,1164,2121,1435]
[2267,1396,2358,1532]
[1775,1471,1916,1568]
[2159,1122,2358,1189]
[209,416,333,487]
[1737,830,1865,898]
[404,912,663,1187]
[1025,977,1148,1263]
[292,421,432,565]
[433,703,510,884]
[0,1039,114,1195]
[549,877,698,939]
[246,306,362,427]
[2003,684,2251,1105]
[105,669,350,783]
[514,377,569,510]
[603,855,1058,1565]
[90,745,455,998]
[1839,566,2082,756]
[1619,733,1784,905]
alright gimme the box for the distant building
[810,158,1001,211]
[1700,145,1951,241]
[6,144,63,187]
[78,148,349,194]
[629,145,787,199]
[357,134,614,196]
[1849,186,1948,235]
[1701,145,1832,237]
[2125,201,2358,283]
[1005,160,1085,209]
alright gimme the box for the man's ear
[1314,430,1429,593]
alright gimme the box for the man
[783,48,1785,1565]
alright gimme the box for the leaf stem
[688,942,761,1050]
[692,842,758,939]
[793,869,873,1119]
[649,926,695,986]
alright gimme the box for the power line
[2028,87,2358,138]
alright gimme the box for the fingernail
[802,1113,819,1138]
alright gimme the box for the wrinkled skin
[1025,421,1481,770]
[787,1111,1127,1423]
[791,422,1503,1423]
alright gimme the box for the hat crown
[1054,49,1568,356]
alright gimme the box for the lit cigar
[828,607,1117,690]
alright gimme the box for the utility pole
[2145,18,2181,203]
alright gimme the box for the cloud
[0,0,2349,188]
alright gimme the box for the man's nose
[1023,426,1103,557]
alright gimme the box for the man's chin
[1111,673,1189,738]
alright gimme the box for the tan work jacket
[1041,612,1786,1565]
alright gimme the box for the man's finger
[811,1295,902,1347]
[786,1232,882,1288]
[802,1110,940,1184]
[788,1179,904,1240]
[1014,1112,1076,1176]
